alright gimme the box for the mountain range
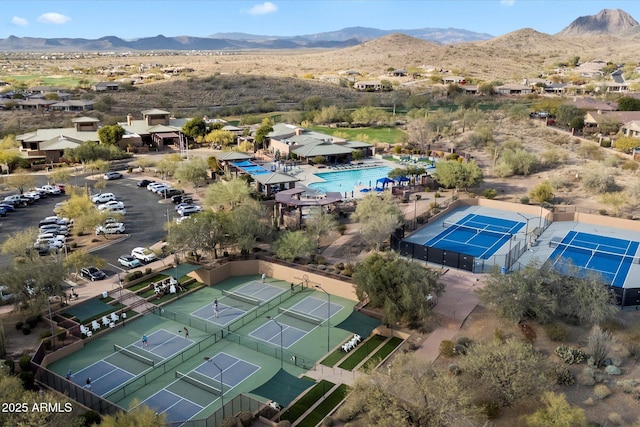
[0,9,636,51]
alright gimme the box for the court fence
[395,206,554,274]
[167,393,265,427]
[31,341,124,416]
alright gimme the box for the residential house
[50,100,95,112]
[442,76,466,85]
[620,120,640,138]
[389,69,407,77]
[353,80,383,91]
[583,111,640,134]
[462,85,478,95]
[92,82,120,92]
[495,84,533,95]
[564,97,617,112]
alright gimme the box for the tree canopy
[97,124,125,145]
[182,117,208,140]
[352,252,444,325]
[433,159,483,192]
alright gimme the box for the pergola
[274,188,343,229]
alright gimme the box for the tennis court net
[278,307,324,326]
[550,241,640,264]
[442,221,515,239]
[175,371,221,396]
[113,344,155,367]
[222,290,261,306]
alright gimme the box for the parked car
[104,206,126,215]
[178,205,202,216]
[80,267,106,281]
[91,193,116,203]
[137,179,155,187]
[118,254,142,268]
[23,191,42,201]
[95,222,125,235]
[0,207,6,217]
[103,171,123,180]
[147,183,165,191]
[171,194,192,204]
[131,247,157,263]
[0,203,15,212]
[40,224,69,235]
[158,188,183,198]
[150,184,171,194]
[98,201,125,211]
[37,185,62,195]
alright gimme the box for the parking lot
[0,173,173,280]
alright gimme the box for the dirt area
[430,305,640,426]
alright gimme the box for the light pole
[165,208,171,235]
[267,316,284,369]
[118,273,125,327]
[47,297,55,351]
[515,212,532,246]
[205,358,225,419]
[315,285,331,352]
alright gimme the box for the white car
[98,201,125,211]
[23,191,42,200]
[34,238,64,250]
[37,185,62,195]
[105,207,126,215]
[178,205,202,216]
[96,222,125,235]
[151,184,171,194]
[92,193,116,203]
[131,247,157,263]
[147,183,165,191]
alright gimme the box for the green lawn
[0,74,84,87]
[308,125,405,144]
[128,274,170,292]
[338,334,387,371]
[320,347,346,368]
[280,379,334,423]
[360,336,404,372]
[297,384,350,427]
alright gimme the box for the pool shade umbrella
[375,177,395,189]
[396,176,410,185]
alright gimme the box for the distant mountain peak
[558,8,639,36]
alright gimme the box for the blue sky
[3,1,640,39]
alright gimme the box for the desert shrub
[456,336,473,348]
[494,328,505,343]
[337,224,347,235]
[605,365,622,375]
[56,329,67,342]
[448,364,462,376]
[3,360,14,374]
[551,365,575,386]
[544,323,569,342]
[25,315,41,328]
[577,144,604,160]
[622,329,640,360]
[125,271,144,282]
[76,410,101,427]
[337,401,363,422]
[519,196,529,204]
[439,340,455,358]
[18,354,32,372]
[237,411,253,427]
[21,326,31,335]
[593,384,611,400]
[220,418,238,427]
[453,344,467,355]
[582,170,616,193]
[600,317,624,333]
[323,416,334,426]
[144,267,152,275]
[608,412,623,425]
[15,321,24,330]
[622,160,639,171]
[39,330,52,339]
[554,345,587,365]
[477,397,501,419]
[600,139,612,148]
[519,322,537,343]
[587,325,612,368]
[482,188,497,199]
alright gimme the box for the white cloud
[247,2,278,15]
[37,12,71,25]
[500,0,515,6]
[11,16,28,26]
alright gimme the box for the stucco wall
[188,260,358,302]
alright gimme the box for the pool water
[308,167,392,194]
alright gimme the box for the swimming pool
[308,166,392,194]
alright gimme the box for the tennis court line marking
[136,388,203,418]
[295,296,345,320]
[199,351,261,389]
[87,361,125,385]
[190,303,245,327]
[249,320,310,349]
[146,333,183,358]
